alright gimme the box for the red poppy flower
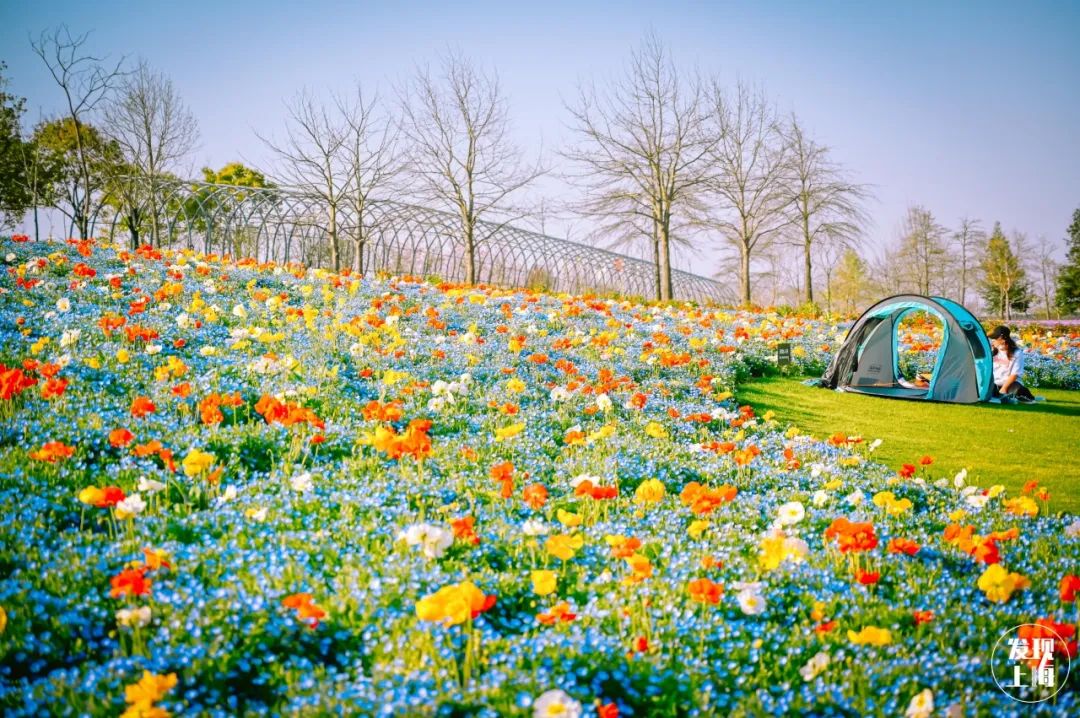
[1061,574,1080,603]
[855,570,880,586]
[110,566,152,598]
[597,703,619,718]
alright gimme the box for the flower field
[0,236,1078,717]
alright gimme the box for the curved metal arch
[114,176,733,304]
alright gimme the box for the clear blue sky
[2,0,1078,269]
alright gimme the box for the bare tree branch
[397,49,545,284]
[561,31,715,300]
[704,79,791,305]
[30,25,126,238]
[781,113,872,305]
[102,59,198,247]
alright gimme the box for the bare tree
[102,59,198,247]
[335,85,402,273]
[896,205,950,295]
[817,230,854,314]
[951,217,985,307]
[398,50,543,285]
[1034,235,1059,320]
[31,25,126,238]
[259,90,349,271]
[705,80,791,305]
[782,114,869,305]
[562,32,714,301]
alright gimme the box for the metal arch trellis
[107,177,734,304]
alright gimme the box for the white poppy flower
[533,689,582,718]
[116,606,152,628]
[799,651,830,681]
[290,472,314,493]
[905,689,934,718]
[776,501,805,526]
[137,476,166,494]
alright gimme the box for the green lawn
[737,376,1080,514]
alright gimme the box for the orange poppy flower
[679,482,738,515]
[450,516,481,545]
[886,538,921,556]
[130,396,156,418]
[687,578,724,605]
[109,428,135,448]
[823,517,878,553]
[537,601,577,625]
[490,461,514,499]
[40,377,68,399]
[282,593,327,629]
[523,483,549,509]
[30,441,75,463]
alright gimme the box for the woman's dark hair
[988,325,1018,358]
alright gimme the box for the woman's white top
[992,347,1024,386]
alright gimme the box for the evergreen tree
[1055,208,1080,315]
[979,222,1031,318]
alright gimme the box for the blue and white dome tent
[818,294,994,403]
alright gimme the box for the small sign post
[777,342,792,366]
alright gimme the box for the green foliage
[830,248,870,314]
[979,222,1031,316]
[182,163,273,254]
[200,162,271,189]
[0,62,30,229]
[1055,207,1080,315]
[32,117,122,236]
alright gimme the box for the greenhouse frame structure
[103,177,731,304]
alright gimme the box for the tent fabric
[818,294,993,404]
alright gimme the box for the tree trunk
[465,220,476,285]
[740,244,752,306]
[328,204,340,272]
[803,215,813,304]
[651,222,661,301]
[959,248,967,306]
[658,221,673,302]
[804,241,813,304]
[352,235,364,273]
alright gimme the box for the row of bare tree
[19,27,872,304]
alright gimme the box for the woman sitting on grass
[988,325,1035,403]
